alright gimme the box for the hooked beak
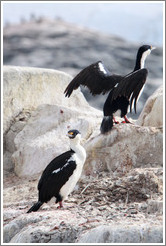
[151,46,156,51]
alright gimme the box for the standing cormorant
[64,45,155,133]
[27,129,86,213]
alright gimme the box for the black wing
[64,61,123,97]
[38,150,76,202]
[111,68,148,113]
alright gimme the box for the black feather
[27,150,76,213]
[27,201,43,213]
[64,61,123,97]
[110,69,148,114]
[100,116,113,134]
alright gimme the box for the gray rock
[85,124,163,175]
[137,85,163,127]
[3,215,42,243]
[12,104,101,177]
[3,65,74,134]
[10,225,79,243]
[3,66,163,177]
[147,200,163,214]
[77,224,163,243]
[3,66,101,173]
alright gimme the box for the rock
[3,214,42,243]
[9,224,79,243]
[4,66,163,177]
[147,200,163,214]
[4,210,82,243]
[137,85,163,127]
[12,104,101,177]
[84,124,163,176]
[3,66,102,173]
[4,65,163,180]
[77,224,163,243]
[3,65,86,134]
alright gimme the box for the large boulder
[3,65,88,134]
[84,124,163,176]
[77,224,163,243]
[3,66,102,172]
[12,104,101,177]
[137,85,163,127]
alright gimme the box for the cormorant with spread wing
[64,45,155,133]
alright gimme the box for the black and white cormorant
[27,129,86,213]
[64,45,155,133]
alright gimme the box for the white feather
[98,62,107,74]
[59,134,86,201]
[140,49,151,68]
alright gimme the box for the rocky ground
[3,167,163,243]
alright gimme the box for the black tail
[27,201,43,213]
[100,115,113,134]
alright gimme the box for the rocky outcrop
[3,65,87,134]
[4,66,163,176]
[84,124,163,176]
[137,85,163,127]
[3,66,102,172]
[12,103,101,177]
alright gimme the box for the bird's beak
[67,132,74,138]
[151,46,156,50]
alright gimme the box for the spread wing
[64,61,123,97]
[111,68,148,113]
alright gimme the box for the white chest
[60,148,86,201]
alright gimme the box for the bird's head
[67,129,82,151]
[136,45,156,70]
[67,129,81,140]
[139,45,156,56]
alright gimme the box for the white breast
[140,49,151,68]
[60,145,86,201]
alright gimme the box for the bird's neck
[70,139,86,162]
[133,53,143,71]
[133,49,150,71]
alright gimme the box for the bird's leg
[122,115,132,124]
[57,201,63,209]
[113,116,119,124]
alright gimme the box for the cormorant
[64,45,155,133]
[27,129,86,213]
